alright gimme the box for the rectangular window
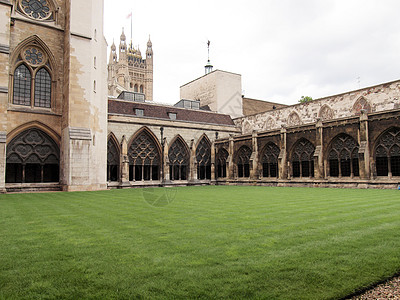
[168,113,177,120]
[135,109,144,116]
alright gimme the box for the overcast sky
[104,0,400,105]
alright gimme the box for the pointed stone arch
[235,145,252,178]
[10,35,57,108]
[7,121,60,146]
[243,120,253,134]
[195,134,211,180]
[107,133,120,182]
[373,127,400,176]
[264,117,276,130]
[352,96,371,115]
[327,134,359,177]
[216,147,229,178]
[290,138,315,178]
[168,135,190,180]
[287,111,302,127]
[6,127,60,183]
[260,142,280,178]
[128,127,161,181]
[319,104,334,121]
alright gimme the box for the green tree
[298,96,313,103]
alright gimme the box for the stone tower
[107,29,153,100]
[0,0,108,191]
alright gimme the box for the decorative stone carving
[319,105,334,121]
[264,117,276,130]
[352,97,371,115]
[287,112,301,127]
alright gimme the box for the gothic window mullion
[388,156,392,177]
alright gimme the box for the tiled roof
[108,99,235,126]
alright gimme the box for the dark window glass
[34,68,51,108]
[13,64,31,106]
[341,159,351,177]
[329,160,339,177]
[392,156,400,176]
[352,158,359,177]
[293,161,300,177]
[376,157,388,176]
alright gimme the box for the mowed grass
[0,186,400,299]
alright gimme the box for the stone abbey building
[0,0,399,192]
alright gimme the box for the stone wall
[235,80,400,134]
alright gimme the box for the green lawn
[0,186,400,299]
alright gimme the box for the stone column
[189,139,196,181]
[358,110,370,179]
[278,127,287,179]
[211,141,216,181]
[250,131,259,179]
[120,135,129,184]
[313,118,324,179]
[164,139,170,181]
[228,135,235,179]
[0,132,6,193]
[0,2,11,193]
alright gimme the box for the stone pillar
[358,109,370,179]
[211,142,216,181]
[0,132,6,193]
[120,135,129,183]
[313,118,324,179]
[228,135,234,179]
[164,139,170,181]
[0,2,11,192]
[250,131,259,179]
[278,127,287,179]
[189,139,196,181]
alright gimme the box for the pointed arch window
[196,137,211,180]
[217,148,229,178]
[168,138,189,181]
[375,127,400,177]
[128,129,161,181]
[292,139,315,178]
[328,134,359,177]
[34,68,51,107]
[107,137,119,182]
[6,128,59,183]
[261,142,280,178]
[236,146,251,178]
[12,42,54,109]
[13,64,31,106]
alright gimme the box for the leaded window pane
[20,0,53,21]
[34,68,51,107]
[13,64,31,106]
